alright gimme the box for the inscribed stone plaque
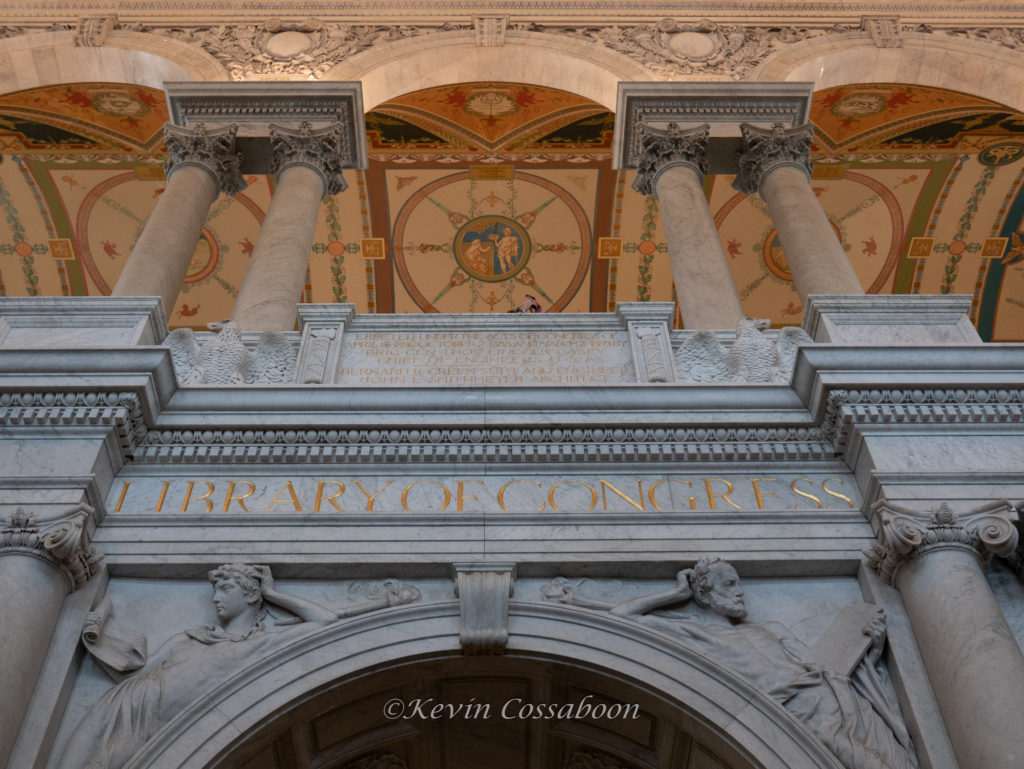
[337,330,635,385]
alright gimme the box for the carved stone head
[691,557,747,619]
[208,563,263,622]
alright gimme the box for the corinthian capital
[164,123,245,196]
[1,504,101,591]
[733,122,814,195]
[632,122,710,196]
[270,121,348,197]
[867,499,1018,585]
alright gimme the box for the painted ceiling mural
[0,80,1023,340]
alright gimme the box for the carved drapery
[631,122,710,196]
[164,123,245,196]
[733,122,813,196]
[1,505,100,591]
[270,121,348,198]
[867,499,1018,585]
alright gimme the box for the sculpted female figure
[58,564,418,769]
[545,558,917,769]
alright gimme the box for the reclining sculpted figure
[57,564,419,769]
[544,557,917,769]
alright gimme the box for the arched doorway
[121,603,840,769]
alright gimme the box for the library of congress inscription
[337,330,634,385]
[109,474,859,514]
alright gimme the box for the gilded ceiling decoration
[0,80,1023,340]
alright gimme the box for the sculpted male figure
[58,564,418,769]
[545,558,916,769]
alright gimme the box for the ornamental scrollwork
[271,122,348,197]
[164,123,245,196]
[1,505,101,591]
[632,123,710,196]
[867,499,1019,585]
[734,122,815,196]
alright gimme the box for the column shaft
[232,164,325,332]
[760,166,862,301]
[735,122,862,304]
[870,500,1024,769]
[897,549,1024,768]
[0,556,68,768]
[655,164,744,329]
[0,506,98,768]
[232,122,347,332]
[112,166,218,316]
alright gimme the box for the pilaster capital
[0,504,101,591]
[733,122,814,196]
[631,122,710,196]
[270,121,348,197]
[867,499,1018,586]
[164,123,245,196]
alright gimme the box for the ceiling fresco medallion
[392,170,593,313]
[453,215,531,282]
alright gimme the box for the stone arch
[0,30,226,95]
[755,32,1024,112]
[121,602,841,769]
[327,30,652,111]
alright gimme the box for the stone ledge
[802,294,981,344]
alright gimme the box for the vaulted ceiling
[1,79,1022,339]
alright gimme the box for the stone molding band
[631,122,710,196]
[867,499,1019,585]
[733,122,814,196]
[0,505,101,591]
[270,122,348,197]
[163,123,246,197]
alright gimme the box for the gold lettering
[155,480,171,513]
[703,478,742,511]
[265,481,303,512]
[749,478,778,510]
[497,480,545,512]
[822,478,856,509]
[354,481,395,512]
[790,478,823,508]
[401,480,451,512]
[182,481,215,513]
[223,481,255,512]
[548,480,598,512]
[647,479,696,511]
[457,480,484,511]
[600,479,645,511]
[113,480,131,513]
[314,481,345,512]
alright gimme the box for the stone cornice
[0,504,101,590]
[2,3,1023,26]
[867,499,1018,585]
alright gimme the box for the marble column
[868,499,1024,769]
[734,123,862,303]
[232,122,347,332]
[633,123,743,330]
[0,506,99,768]
[113,124,244,319]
